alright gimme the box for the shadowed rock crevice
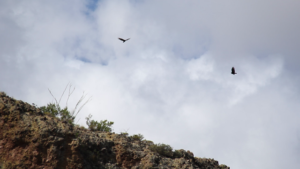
[0,92,230,169]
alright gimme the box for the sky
[1,0,300,168]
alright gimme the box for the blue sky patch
[86,0,99,11]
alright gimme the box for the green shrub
[131,134,144,141]
[120,132,129,136]
[75,131,80,138]
[220,164,229,169]
[149,143,173,157]
[144,140,154,145]
[40,84,91,125]
[86,114,114,132]
[39,103,74,125]
[59,107,75,124]
[173,150,183,158]
[40,103,59,117]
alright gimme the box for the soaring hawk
[231,67,237,75]
[118,38,130,43]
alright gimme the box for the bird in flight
[118,38,130,43]
[231,67,237,75]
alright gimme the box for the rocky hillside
[0,92,230,169]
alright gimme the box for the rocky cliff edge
[0,92,229,169]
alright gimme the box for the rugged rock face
[0,92,230,169]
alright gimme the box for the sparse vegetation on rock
[39,103,75,125]
[86,114,114,132]
[149,143,174,158]
[131,134,144,141]
[39,84,91,125]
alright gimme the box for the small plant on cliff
[220,164,229,169]
[173,150,183,158]
[40,103,75,124]
[40,103,59,117]
[86,114,114,132]
[120,129,129,136]
[144,140,154,145]
[131,134,144,141]
[75,131,80,138]
[149,143,173,157]
[120,132,129,136]
[40,83,91,125]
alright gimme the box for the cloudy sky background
[1,0,300,168]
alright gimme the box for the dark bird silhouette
[118,38,130,43]
[231,67,237,75]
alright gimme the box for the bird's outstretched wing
[118,38,125,42]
